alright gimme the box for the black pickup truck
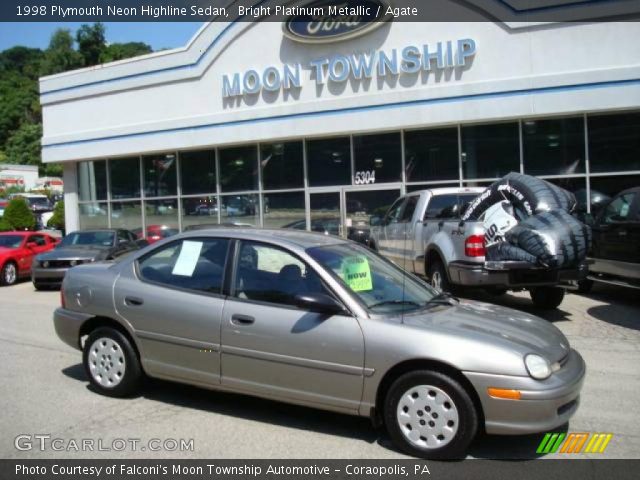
[579,187,640,292]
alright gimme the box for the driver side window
[234,242,326,307]
[384,198,406,225]
[603,193,636,223]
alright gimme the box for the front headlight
[525,354,552,380]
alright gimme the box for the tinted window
[523,117,585,175]
[461,122,520,179]
[405,127,459,182]
[307,137,351,187]
[117,230,130,242]
[589,112,640,173]
[400,196,419,222]
[78,160,107,201]
[109,157,141,199]
[143,153,177,197]
[27,235,47,246]
[138,238,229,294]
[424,194,476,220]
[353,132,401,184]
[263,191,305,229]
[602,193,637,223]
[261,141,304,190]
[180,150,216,196]
[234,242,326,307]
[219,146,258,192]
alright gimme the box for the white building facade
[39,17,640,234]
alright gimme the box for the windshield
[60,231,115,247]
[307,243,440,313]
[28,197,50,206]
[0,235,23,249]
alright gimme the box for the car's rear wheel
[1,261,18,286]
[427,259,451,292]
[576,279,593,294]
[83,327,141,397]
[33,282,47,291]
[384,370,478,459]
[529,286,565,309]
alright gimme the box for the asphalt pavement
[0,281,638,459]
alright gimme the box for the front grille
[42,260,71,268]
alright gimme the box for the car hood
[402,300,570,363]
[37,246,110,261]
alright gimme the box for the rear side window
[138,238,229,295]
[27,235,47,246]
[424,194,475,220]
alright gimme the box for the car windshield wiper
[424,291,458,308]
[369,300,422,310]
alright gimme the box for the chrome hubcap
[4,263,16,284]
[396,385,459,449]
[431,271,442,291]
[88,337,126,388]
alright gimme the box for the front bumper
[53,307,93,350]
[449,260,589,288]
[31,267,69,286]
[464,349,586,435]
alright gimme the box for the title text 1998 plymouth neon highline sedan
[54,229,585,459]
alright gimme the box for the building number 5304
[354,171,376,185]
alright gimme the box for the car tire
[33,282,47,291]
[529,286,565,310]
[83,327,142,397]
[427,259,451,292]
[577,279,593,294]
[384,370,479,460]
[0,261,18,286]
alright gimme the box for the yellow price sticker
[342,256,373,292]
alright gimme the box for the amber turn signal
[487,388,522,400]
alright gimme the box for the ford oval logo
[283,0,390,44]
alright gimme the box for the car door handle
[124,296,144,306]
[231,314,255,325]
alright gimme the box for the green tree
[47,200,65,230]
[40,29,83,76]
[3,198,35,230]
[76,23,106,67]
[100,42,152,63]
[0,72,40,146]
[0,46,43,80]
[0,217,11,232]
[4,123,41,167]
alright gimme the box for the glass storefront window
[353,132,401,184]
[262,192,305,229]
[523,117,585,175]
[589,175,640,212]
[143,153,177,197]
[588,112,640,173]
[346,189,400,229]
[261,141,304,190]
[182,196,219,230]
[220,194,259,226]
[405,127,459,182]
[461,122,520,179]
[109,157,141,200]
[219,146,258,192]
[77,160,107,201]
[79,202,108,229]
[145,199,179,233]
[309,192,341,236]
[180,150,216,196]
[307,137,351,187]
[407,183,460,193]
[110,201,142,231]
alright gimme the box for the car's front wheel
[384,370,479,459]
[1,261,18,286]
[83,327,141,397]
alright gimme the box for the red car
[133,225,179,244]
[0,232,59,286]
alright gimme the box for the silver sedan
[53,228,585,459]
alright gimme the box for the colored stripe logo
[537,433,613,454]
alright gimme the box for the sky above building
[0,22,204,52]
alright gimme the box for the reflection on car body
[54,228,585,459]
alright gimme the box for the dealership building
[39,15,640,235]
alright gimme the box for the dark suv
[579,187,640,292]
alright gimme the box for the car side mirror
[26,242,37,249]
[294,293,345,315]
[369,215,382,227]
[135,239,149,248]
